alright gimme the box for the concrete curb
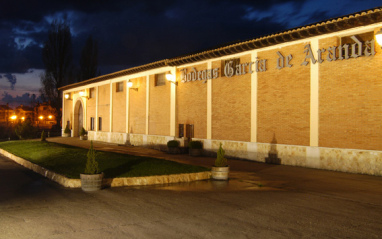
[0,149,212,188]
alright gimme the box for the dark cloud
[0,0,381,76]
[3,74,17,90]
[1,92,41,107]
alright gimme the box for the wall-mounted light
[10,115,17,120]
[166,73,177,85]
[48,115,53,119]
[64,93,72,100]
[21,116,25,121]
[79,90,88,99]
[376,28,382,46]
[127,80,138,91]
[39,116,44,120]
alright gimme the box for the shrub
[188,140,203,149]
[80,127,87,136]
[64,124,70,134]
[41,130,46,141]
[84,141,99,174]
[15,119,38,140]
[215,143,227,167]
[167,140,180,148]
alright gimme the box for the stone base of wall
[88,131,129,145]
[194,138,382,176]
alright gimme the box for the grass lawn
[0,140,209,179]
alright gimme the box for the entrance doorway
[73,100,84,137]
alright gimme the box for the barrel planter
[80,173,104,192]
[211,166,229,180]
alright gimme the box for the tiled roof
[59,7,382,91]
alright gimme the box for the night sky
[0,0,381,107]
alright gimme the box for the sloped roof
[59,6,382,91]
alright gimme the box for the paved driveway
[0,139,382,238]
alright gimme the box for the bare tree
[79,35,99,82]
[40,20,73,127]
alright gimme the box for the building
[14,105,34,124]
[34,102,57,129]
[60,8,382,176]
[0,104,13,125]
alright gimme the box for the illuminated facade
[60,8,382,176]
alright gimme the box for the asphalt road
[0,151,382,238]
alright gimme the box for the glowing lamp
[166,73,177,85]
[48,115,53,119]
[39,116,43,120]
[376,28,382,46]
[127,80,138,91]
[10,115,17,120]
[64,93,70,99]
[21,117,25,120]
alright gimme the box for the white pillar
[96,86,99,132]
[170,67,176,136]
[126,79,130,133]
[251,51,258,142]
[109,81,113,132]
[310,39,319,147]
[207,61,212,139]
[146,75,150,135]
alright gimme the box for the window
[155,73,166,86]
[90,117,95,130]
[221,58,240,77]
[178,124,184,138]
[116,82,124,92]
[186,124,194,139]
[89,88,95,98]
[98,117,102,131]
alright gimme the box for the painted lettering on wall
[181,35,376,83]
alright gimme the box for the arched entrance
[73,99,84,137]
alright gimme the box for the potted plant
[167,140,180,154]
[211,143,229,180]
[63,124,71,137]
[188,140,203,156]
[80,141,103,191]
[80,127,87,140]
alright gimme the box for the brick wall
[112,81,126,133]
[211,54,251,142]
[149,74,171,136]
[257,43,310,146]
[97,84,110,132]
[319,32,382,150]
[129,77,146,134]
[86,89,96,131]
[176,63,207,139]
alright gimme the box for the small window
[98,117,102,131]
[89,88,95,98]
[179,124,184,138]
[186,124,194,139]
[221,58,240,77]
[155,73,166,86]
[116,82,124,92]
[90,117,95,130]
